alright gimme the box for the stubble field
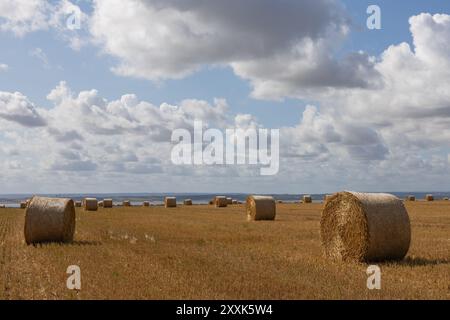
[0,202,448,300]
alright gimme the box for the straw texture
[246,195,276,221]
[24,196,75,244]
[320,191,411,262]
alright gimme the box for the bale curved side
[215,196,227,208]
[246,195,276,221]
[320,191,411,262]
[103,199,113,208]
[165,197,177,208]
[24,196,76,244]
[84,198,98,211]
[303,195,312,203]
[184,199,193,206]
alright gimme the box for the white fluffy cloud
[0,91,47,127]
[89,0,378,97]
[1,5,450,193]
[0,0,88,49]
[0,0,50,36]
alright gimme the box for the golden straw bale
[303,195,312,203]
[320,192,411,262]
[103,199,113,208]
[215,196,228,208]
[425,194,434,201]
[84,198,98,211]
[184,199,193,206]
[246,195,276,221]
[24,197,75,244]
[165,197,177,208]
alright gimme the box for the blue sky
[0,0,448,126]
[1,0,450,193]
[3,0,449,127]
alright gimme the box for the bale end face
[24,197,76,245]
[425,194,434,201]
[246,195,276,221]
[320,192,411,262]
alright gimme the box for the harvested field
[0,202,448,300]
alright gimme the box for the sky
[1,0,450,194]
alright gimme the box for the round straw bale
[443,197,449,201]
[406,195,416,201]
[20,202,27,209]
[324,195,333,203]
[24,197,75,244]
[84,198,98,211]
[425,194,434,201]
[75,201,82,208]
[209,199,214,205]
[103,199,113,208]
[246,195,276,221]
[320,191,411,262]
[226,197,233,205]
[303,195,312,203]
[165,197,177,208]
[215,196,228,208]
[98,201,104,207]
[143,201,150,207]
[0,204,5,209]
[123,200,131,207]
[232,200,238,205]
[184,199,193,206]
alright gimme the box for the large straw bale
[24,197,75,244]
[246,195,276,221]
[320,191,411,262]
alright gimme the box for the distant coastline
[1,192,449,207]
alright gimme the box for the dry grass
[0,201,448,300]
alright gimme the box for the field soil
[0,202,448,300]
